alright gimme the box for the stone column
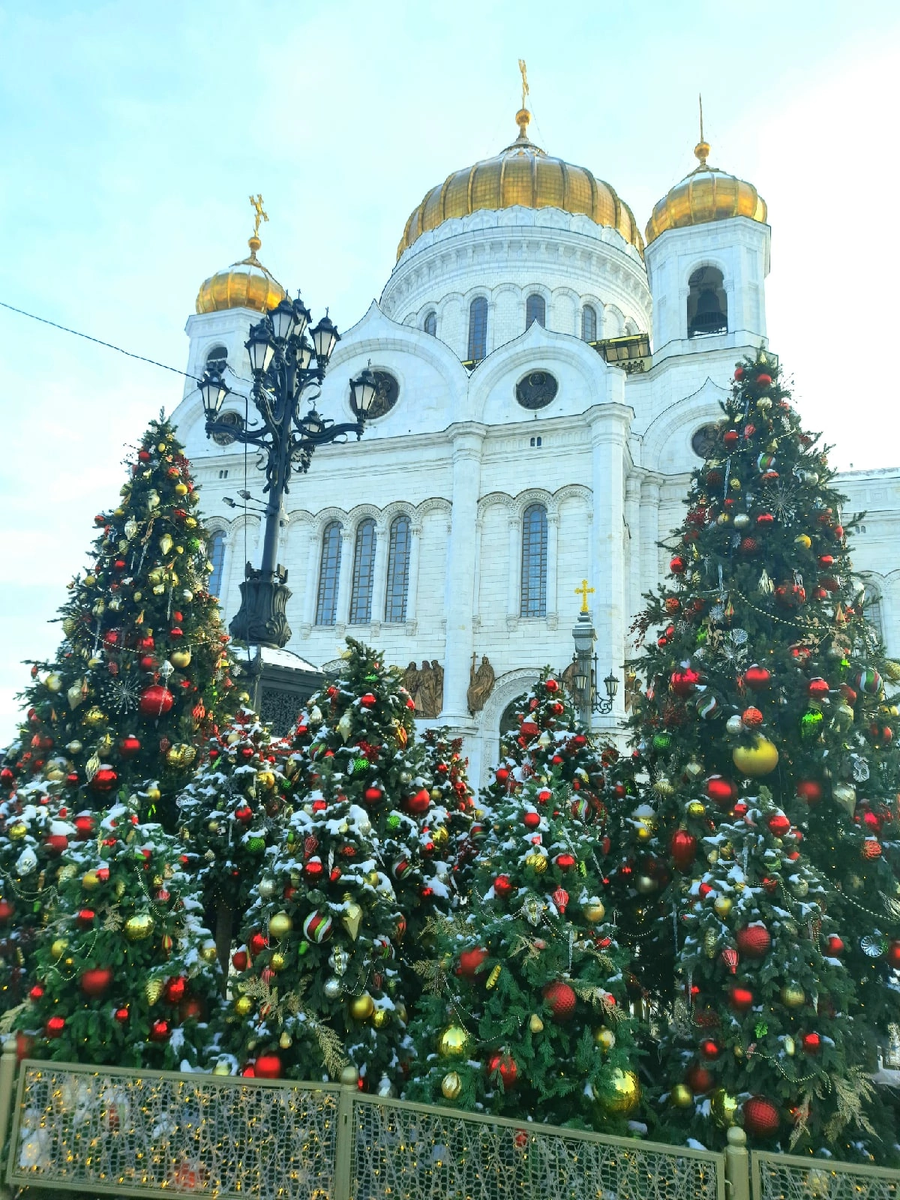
[335,528,355,626]
[506,513,519,624]
[624,475,642,622]
[588,403,632,732]
[640,475,663,603]
[546,510,560,625]
[303,532,319,625]
[405,520,422,625]
[440,425,486,723]
[370,520,388,628]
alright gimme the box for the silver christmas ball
[733,514,750,530]
[324,977,343,1000]
[258,877,278,900]
[726,715,744,735]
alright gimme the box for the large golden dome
[397,110,644,260]
[195,232,286,315]
[645,139,767,245]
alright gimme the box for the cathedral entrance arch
[477,667,541,789]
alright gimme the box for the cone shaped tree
[405,772,640,1129]
[627,349,900,1157]
[15,801,223,1068]
[0,416,236,828]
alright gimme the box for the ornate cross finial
[247,194,268,257]
[694,94,710,168]
[515,59,532,139]
[575,579,595,614]
[518,58,529,109]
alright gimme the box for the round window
[691,422,720,459]
[353,370,399,420]
[211,410,244,447]
[516,370,558,410]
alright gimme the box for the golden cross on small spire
[699,92,704,143]
[518,58,529,109]
[515,59,532,139]
[249,194,268,239]
[575,579,595,614]
[694,94,710,167]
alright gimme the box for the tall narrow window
[424,311,437,336]
[385,514,411,622]
[467,297,487,362]
[581,305,597,342]
[525,294,546,329]
[315,521,343,625]
[349,519,376,624]
[520,503,548,618]
[208,531,226,599]
[864,580,884,641]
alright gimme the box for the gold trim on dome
[195,196,286,315]
[644,137,767,245]
[396,106,643,260]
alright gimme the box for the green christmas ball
[353,757,370,774]
[800,711,823,739]
[652,733,672,751]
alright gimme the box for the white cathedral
[170,100,899,787]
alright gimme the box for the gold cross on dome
[575,579,595,613]
[249,194,268,238]
[518,58,530,109]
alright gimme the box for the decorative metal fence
[752,1151,900,1200]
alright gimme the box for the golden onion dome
[645,139,767,245]
[195,231,286,315]
[397,108,643,260]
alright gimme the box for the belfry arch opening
[687,266,727,338]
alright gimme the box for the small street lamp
[570,582,619,723]
[199,294,376,650]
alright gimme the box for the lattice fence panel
[754,1153,900,1200]
[352,1095,725,1200]
[8,1062,339,1200]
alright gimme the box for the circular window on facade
[516,370,558,410]
[353,369,399,420]
[211,410,244,447]
[691,422,720,459]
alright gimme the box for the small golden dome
[397,112,643,260]
[645,140,767,245]
[195,235,286,315]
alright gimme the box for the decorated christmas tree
[211,766,411,1091]
[627,349,900,1157]
[177,707,292,973]
[0,415,236,829]
[421,727,477,897]
[405,772,640,1130]
[15,801,223,1069]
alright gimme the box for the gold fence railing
[0,1038,897,1200]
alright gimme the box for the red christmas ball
[360,693,377,708]
[755,373,772,389]
[700,1038,720,1059]
[796,780,822,806]
[487,1052,518,1090]
[744,1096,780,1138]
[523,811,540,829]
[45,1016,66,1038]
[543,980,577,1022]
[364,787,384,805]
[670,829,698,871]
[80,968,113,997]
[139,685,175,717]
[756,512,774,526]
[670,555,686,575]
[0,900,15,922]
[74,814,94,839]
[686,1064,713,1093]
[807,678,830,700]
[729,986,754,1012]
[767,813,791,837]
[234,805,253,824]
[118,735,141,758]
[90,767,118,793]
[406,788,430,814]
[254,1053,283,1079]
[457,948,489,978]
[28,984,44,1002]
[495,768,510,783]
[232,950,249,971]
[494,874,513,897]
[179,996,205,1022]
[742,707,764,727]
[46,833,69,854]
[824,935,844,957]
[734,367,744,381]
[249,932,268,958]
[886,941,900,969]
[736,924,771,959]
[739,537,758,556]
[706,776,737,808]
[544,678,559,693]
[149,1019,170,1042]
[114,1008,129,1026]
[164,976,187,1005]
[723,429,739,447]
[555,853,576,871]
[76,908,96,927]
[744,665,771,690]
[802,1032,821,1055]
[670,668,702,697]
[304,859,324,880]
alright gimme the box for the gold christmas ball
[437,1024,471,1059]
[124,913,154,941]
[146,786,161,804]
[795,534,812,549]
[50,938,68,959]
[597,1069,641,1115]
[583,898,606,924]
[670,1084,694,1109]
[256,771,276,790]
[529,1014,544,1034]
[8,822,28,841]
[441,1071,462,1100]
[711,1088,737,1127]
[200,942,218,964]
[732,737,779,777]
[169,649,192,669]
[687,803,705,821]
[174,482,188,496]
[83,707,106,728]
[366,870,381,886]
[432,827,449,849]
[234,995,254,1017]
[371,1008,390,1029]
[713,896,733,918]
[349,993,375,1022]
[213,1061,232,1076]
[594,1027,616,1052]
[525,852,547,874]
[82,871,100,891]
[270,951,287,972]
[780,984,805,1009]
[279,1031,293,1049]
[268,912,293,941]
[45,673,63,693]
[783,1035,796,1056]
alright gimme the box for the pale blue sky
[2,0,899,742]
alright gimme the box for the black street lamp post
[199,295,378,650]
[570,609,619,723]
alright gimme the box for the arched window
[581,305,597,342]
[687,267,727,338]
[520,504,548,618]
[498,699,521,759]
[526,294,546,330]
[205,344,228,374]
[424,311,437,337]
[385,514,411,623]
[467,297,488,362]
[349,519,376,624]
[208,531,226,599]
[863,579,885,642]
[315,522,343,626]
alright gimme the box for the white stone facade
[171,173,900,791]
